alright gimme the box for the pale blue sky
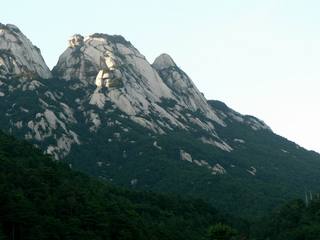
[2,0,320,152]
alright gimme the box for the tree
[0,227,6,240]
[208,223,237,240]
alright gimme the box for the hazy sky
[2,0,320,152]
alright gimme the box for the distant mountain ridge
[1,22,320,217]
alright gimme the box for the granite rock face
[53,33,227,142]
[0,24,274,158]
[0,24,52,79]
[0,23,275,159]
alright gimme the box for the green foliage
[0,228,5,240]
[253,198,320,240]
[208,223,237,240]
[0,131,234,240]
[66,98,320,220]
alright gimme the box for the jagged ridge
[52,32,228,147]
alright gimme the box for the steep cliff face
[0,23,79,159]
[0,26,234,159]
[153,53,222,123]
[52,33,228,146]
[0,24,52,79]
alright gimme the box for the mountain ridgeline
[1,23,320,218]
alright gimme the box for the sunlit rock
[0,23,52,79]
[68,34,84,48]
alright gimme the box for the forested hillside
[0,131,243,240]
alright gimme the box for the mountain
[0,23,51,79]
[1,23,320,218]
[0,130,235,240]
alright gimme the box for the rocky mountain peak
[2,24,21,33]
[153,53,177,70]
[0,23,52,79]
[68,34,84,48]
[52,31,225,133]
[88,33,132,46]
[52,33,140,84]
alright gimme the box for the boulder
[68,34,84,48]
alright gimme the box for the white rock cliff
[53,33,226,141]
[0,23,52,79]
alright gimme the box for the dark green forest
[0,131,244,240]
[253,198,320,240]
[1,130,320,240]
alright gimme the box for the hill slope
[0,130,232,240]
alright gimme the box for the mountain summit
[0,24,52,79]
[153,53,177,70]
[1,23,320,217]
[52,32,226,139]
